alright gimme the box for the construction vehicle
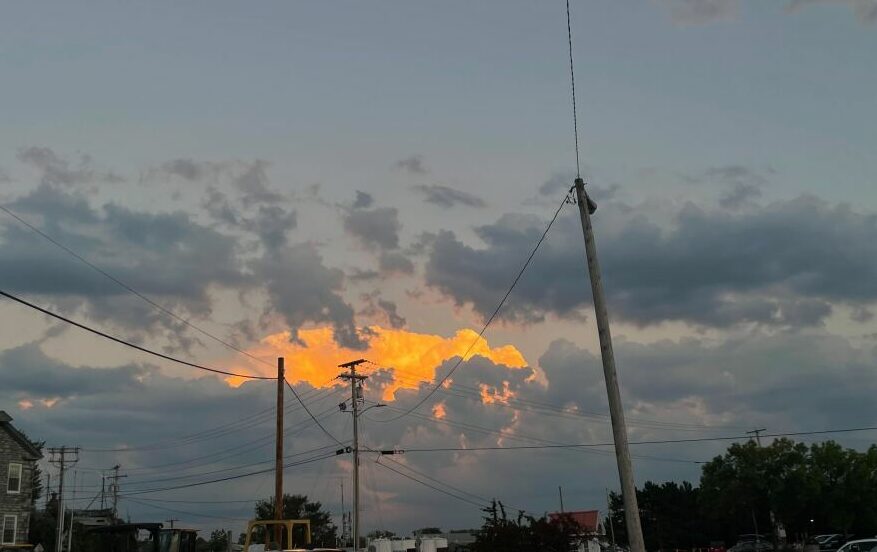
[82,523,198,552]
[241,520,312,552]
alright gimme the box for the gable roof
[0,410,43,460]
[548,510,601,533]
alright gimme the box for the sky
[1,0,877,538]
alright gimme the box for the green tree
[473,500,576,552]
[253,494,337,547]
[207,529,229,552]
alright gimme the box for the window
[2,515,16,545]
[7,463,22,494]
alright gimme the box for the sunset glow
[227,326,528,401]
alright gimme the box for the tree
[207,529,229,552]
[253,494,337,547]
[473,500,576,552]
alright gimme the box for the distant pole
[607,488,617,548]
[275,358,285,544]
[573,177,645,552]
[165,519,179,530]
[558,486,565,513]
[108,465,126,520]
[339,359,367,552]
[340,481,347,546]
[226,531,233,552]
[747,428,766,447]
[48,446,79,552]
[67,471,76,552]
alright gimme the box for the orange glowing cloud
[479,381,516,405]
[227,326,527,401]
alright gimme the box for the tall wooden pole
[275,357,285,543]
[574,177,645,552]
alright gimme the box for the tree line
[607,439,877,549]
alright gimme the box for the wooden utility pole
[275,357,285,545]
[338,359,367,552]
[48,446,79,552]
[573,177,645,552]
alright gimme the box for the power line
[566,0,581,177]
[285,379,344,445]
[375,189,572,423]
[372,363,745,432]
[374,458,487,509]
[0,289,274,380]
[0,204,274,371]
[393,425,877,453]
[119,452,339,497]
[123,497,251,522]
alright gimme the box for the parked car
[729,534,773,552]
[836,540,877,552]
[815,535,847,552]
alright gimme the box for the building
[548,510,602,536]
[0,411,43,546]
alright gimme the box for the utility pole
[165,519,179,530]
[339,359,367,552]
[573,177,645,552]
[340,480,347,547]
[48,446,79,552]
[558,486,565,513]
[747,428,767,447]
[607,488,617,549]
[67,471,77,552]
[275,357,285,546]
[107,465,126,520]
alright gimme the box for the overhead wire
[0,204,273,371]
[373,188,573,423]
[0,289,274,381]
[393,425,877,453]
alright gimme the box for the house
[0,411,43,546]
[548,510,603,536]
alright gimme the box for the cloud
[353,191,374,209]
[425,195,877,328]
[656,0,739,25]
[786,0,877,23]
[378,251,415,275]
[394,155,428,175]
[158,158,213,181]
[245,205,297,249]
[235,160,284,206]
[343,207,401,250]
[254,243,364,349]
[17,146,123,187]
[0,185,249,340]
[0,342,149,399]
[413,184,487,209]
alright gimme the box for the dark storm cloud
[537,332,877,430]
[353,191,374,209]
[343,207,401,250]
[0,343,148,398]
[413,184,487,209]
[378,251,415,275]
[719,182,763,210]
[394,155,428,175]
[0,185,249,331]
[17,146,123,187]
[244,205,297,249]
[255,243,364,349]
[425,196,877,328]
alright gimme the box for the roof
[548,510,600,533]
[0,411,43,460]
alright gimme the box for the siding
[0,429,37,544]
